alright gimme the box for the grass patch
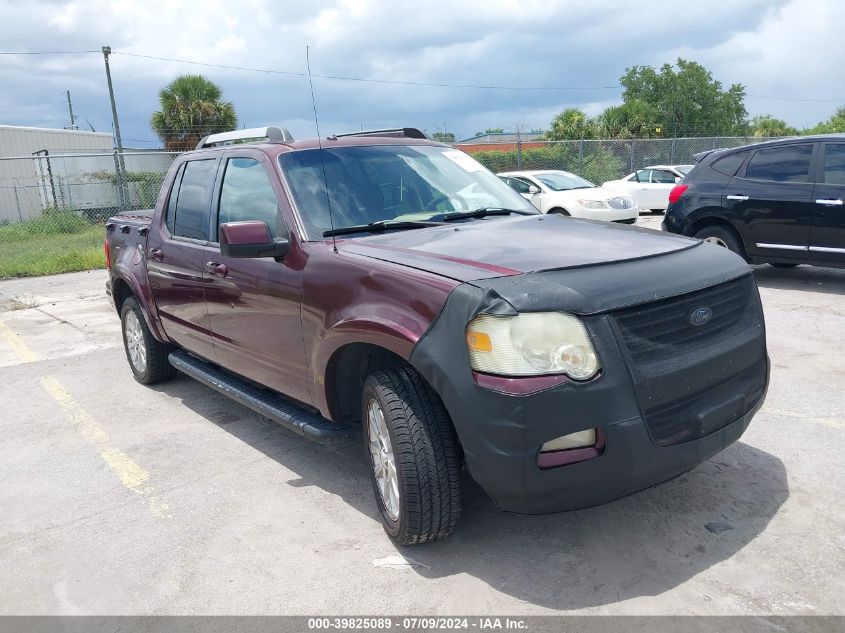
[0,213,106,278]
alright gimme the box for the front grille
[607,196,634,210]
[612,275,767,446]
[614,276,752,364]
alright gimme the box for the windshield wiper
[322,219,445,238]
[438,207,536,222]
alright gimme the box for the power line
[747,94,844,103]
[1,49,843,102]
[0,50,100,55]
[112,51,620,91]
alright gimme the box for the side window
[744,144,813,183]
[822,144,845,185]
[651,170,677,184]
[165,163,185,234]
[172,159,217,240]
[514,178,539,193]
[218,158,280,238]
[506,177,531,194]
[711,151,748,177]
[635,170,651,183]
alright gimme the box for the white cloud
[0,0,838,143]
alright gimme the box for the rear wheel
[121,297,176,384]
[694,225,746,260]
[362,367,462,544]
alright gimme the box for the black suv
[663,134,845,269]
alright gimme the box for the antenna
[306,45,337,253]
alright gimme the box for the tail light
[104,238,111,269]
[668,184,688,204]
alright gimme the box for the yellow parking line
[0,315,170,517]
[39,376,171,517]
[0,317,38,363]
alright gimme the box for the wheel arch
[110,268,169,343]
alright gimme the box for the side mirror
[674,176,682,183]
[219,221,290,259]
[527,184,541,195]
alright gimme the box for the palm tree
[150,75,237,150]
[749,115,797,138]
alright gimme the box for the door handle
[205,261,229,277]
[726,195,749,201]
[816,198,843,206]
[147,248,163,261]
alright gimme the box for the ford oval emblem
[690,307,713,326]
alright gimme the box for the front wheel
[121,297,176,384]
[362,367,462,544]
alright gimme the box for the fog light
[538,428,605,469]
[541,429,596,452]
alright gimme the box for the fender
[111,264,170,344]
[312,316,422,418]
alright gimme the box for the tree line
[148,60,844,150]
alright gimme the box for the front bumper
[410,280,768,515]
[571,206,639,222]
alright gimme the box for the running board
[168,350,357,444]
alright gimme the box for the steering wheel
[424,195,451,212]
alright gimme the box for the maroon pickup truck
[106,126,768,544]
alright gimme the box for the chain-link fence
[0,151,177,278]
[0,136,782,278]
[460,136,783,184]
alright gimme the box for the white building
[0,125,114,223]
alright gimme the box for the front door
[146,157,218,361]
[202,151,311,406]
[810,142,845,265]
[724,142,816,263]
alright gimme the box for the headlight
[466,312,600,380]
[576,199,608,209]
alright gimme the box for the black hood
[339,214,698,282]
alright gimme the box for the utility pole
[65,91,78,130]
[102,46,124,154]
[102,45,127,210]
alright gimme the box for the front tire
[120,297,176,384]
[694,225,747,261]
[362,367,462,544]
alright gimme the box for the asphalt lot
[0,214,843,615]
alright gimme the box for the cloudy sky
[1,0,843,147]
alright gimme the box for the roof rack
[196,126,294,150]
[332,127,430,140]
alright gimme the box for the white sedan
[602,165,693,214]
[497,170,638,223]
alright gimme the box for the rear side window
[711,151,748,177]
[165,163,185,234]
[218,158,280,238]
[744,144,813,183]
[822,143,845,185]
[172,159,217,240]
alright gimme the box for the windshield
[279,145,536,239]
[676,165,693,175]
[532,171,596,191]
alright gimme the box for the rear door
[202,150,311,405]
[810,142,845,264]
[146,156,218,360]
[724,142,816,262]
